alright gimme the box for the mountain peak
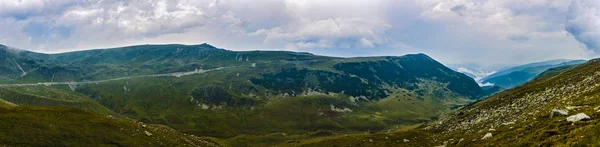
[403,53,433,60]
[195,43,217,49]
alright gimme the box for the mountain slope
[306,58,600,146]
[0,44,485,145]
[0,85,116,115]
[0,106,218,146]
[481,59,586,89]
[0,45,42,82]
[483,59,571,81]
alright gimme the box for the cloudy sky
[0,0,599,69]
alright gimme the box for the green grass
[0,86,116,115]
[0,98,16,108]
[0,106,218,146]
[306,58,600,146]
[0,44,488,146]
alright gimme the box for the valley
[0,44,492,146]
[1,1,598,146]
[0,43,594,146]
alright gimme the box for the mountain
[0,45,41,82]
[483,59,571,80]
[0,44,485,146]
[481,59,586,89]
[305,58,600,146]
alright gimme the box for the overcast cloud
[0,0,596,69]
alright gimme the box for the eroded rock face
[566,113,591,122]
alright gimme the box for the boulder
[144,131,153,136]
[566,113,591,122]
[550,108,569,118]
[481,133,493,140]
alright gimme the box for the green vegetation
[0,98,16,108]
[0,86,116,115]
[307,57,600,146]
[0,44,488,146]
[0,106,218,146]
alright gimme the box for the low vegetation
[0,106,218,146]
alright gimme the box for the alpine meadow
[1,0,600,146]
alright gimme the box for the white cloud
[0,0,595,69]
[566,0,600,52]
[456,67,496,86]
[250,17,391,50]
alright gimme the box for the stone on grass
[550,108,568,118]
[481,133,493,140]
[566,113,590,122]
[144,131,153,136]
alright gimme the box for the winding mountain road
[0,66,234,88]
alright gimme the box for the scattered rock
[481,133,493,140]
[488,128,496,132]
[142,124,147,128]
[144,131,153,136]
[566,106,582,110]
[502,122,515,125]
[403,139,410,143]
[566,113,591,122]
[550,108,569,118]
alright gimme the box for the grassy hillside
[0,98,16,108]
[0,44,486,146]
[307,58,600,146]
[0,106,218,146]
[0,86,116,115]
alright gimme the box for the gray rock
[566,113,591,122]
[403,139,410,143]
[481,133,493,140]
[144,131,153,136]
[550,108,569,118]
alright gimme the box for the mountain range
[481,59,587,89]
[306,55,600,147]
[0,44,497,146]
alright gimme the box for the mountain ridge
[481,59,587,88]
[304,56,600,146]
[0,43,488,146]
